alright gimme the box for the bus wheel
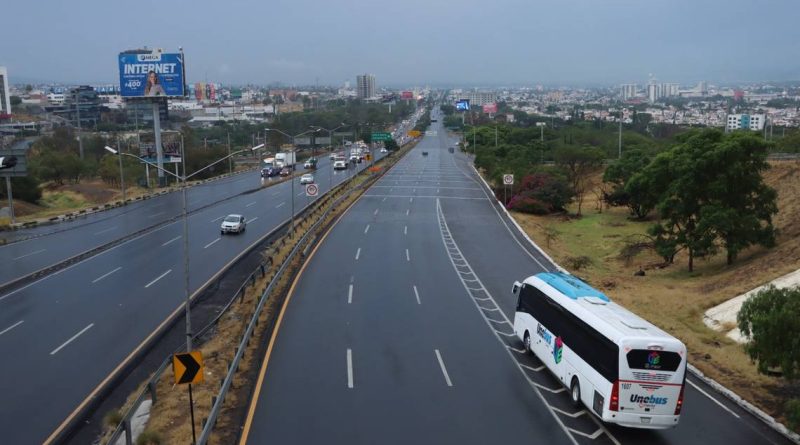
[570,377,581,408]
[523,332,532,355]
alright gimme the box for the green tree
[603,149,653,218]
[10,96,22,106]
[553,146,605,216]
[738,285,800,379]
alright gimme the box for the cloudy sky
[2,0,798,87]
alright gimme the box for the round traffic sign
[503,174,514,185]
[305,183,319,196]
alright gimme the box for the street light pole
[265,128,319,233]
[116,135,126,203]
[618,108,623,159]
[104,142,263,353]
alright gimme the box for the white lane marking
[521,364,546,372]
[406,249,410,262]
[92,266,122,284]
[362,194,488,201]
[364,224,370,234]
[50,323,94,355]
[406,209,410,216]
[382,197,387,202]
[297,192,305,197]
[434,349,453,387]
[149,211,166,218]
[404,225,407,235]
[93,226,117,235]
[204,238,221,249]
[355,248,361,261]
[409,197,413,203]
[348,284,353,304]
[373,208,379,216]
[552,407,587,418]
[347,348,354,389]
[437,189,440,193]
[276,202,285,208]
[413,285,421,304]
[13,249,46,260]
[371,185,481,190]
[210,215,226,223]
[161,235,182,247]
[0,320,24,337]
[272,190,280,196]
[687,379,741,419]
[245,201,256,207]
[145,269,172,288]
[248,217,259,223]
[567,428,604,440]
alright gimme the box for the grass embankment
[509,160,800,426]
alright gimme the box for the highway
[0,113,417,444]
[239,111,794,445]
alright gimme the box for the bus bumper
[606,412,680,429]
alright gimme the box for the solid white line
[204,238,220,249]
[347,348,354,388]
[276,202,285,208]
[92,266,122,284]
[145,269,172,288]
[245,201,256,207]
[210,215,226,223]
[687,379,741,418]
[248,217,259,223]
[364,224,370,234]
[434,349,453,387]
[161,235,181,247]
[521,364,546,372]
[93,226,117,235]
[355,248,361,260]
[13,249,46,260]
[0,320,24,337]
[148,211,165,218]
[50,323,94,355]
[348,284,353,304]
[406,249,410,262]
[363,195,488,201]
[413,285,421,304]
[297,192,305,197]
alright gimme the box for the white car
[300,173,315,184]
[221,214,246,235]
[380,148,388,153]
[333,160,347,170]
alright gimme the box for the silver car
[220,214,246,235]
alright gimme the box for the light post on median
[114,135,126,203]
[264,128,320,233]
[104,142,263,353]
[311,123,346,192]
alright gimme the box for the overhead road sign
[305,183,319,197]
[371,132,392,142]
[173,351,204,385]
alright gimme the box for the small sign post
[502,174,514,206]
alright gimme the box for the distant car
[261,167,280,178]
[279,167,292,177]
[448,147,455,153]
[304,158,317,169]
[380,148,388,153]
[221,214,246,235]
[422,151,429,156]
[300,173,315,184]
[334,159,347,170]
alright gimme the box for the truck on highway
[275,152,296,169]
[262,157,276,169]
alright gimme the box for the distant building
[620,83,637,100]
[0,66,11,116]
[726,113,765,131]
[455,91,498,106]
[661,83,680,98]
[356,74,376,99]
[46,86,104,128]
[647,81,659,103]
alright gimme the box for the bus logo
[553,336,563,364]
[647,351,661,368]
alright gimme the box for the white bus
[512,272,687,429]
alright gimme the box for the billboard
[456,99,470,111]
[118,51,185,98]
[138,131,182,163]
[401,91,414,100]
[483,103,498,114]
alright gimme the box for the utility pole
[75,89,84,159]
[227,132,232,173]
[618,108,623,159]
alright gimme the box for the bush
[507,195,549,215]
[786,398,800,432]
[136,430,162,445]
[103,410,123,427]
[565,255,593,270]
[506,172,573,214]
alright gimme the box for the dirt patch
[508,160,800,429]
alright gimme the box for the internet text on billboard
[119,51,185,98]
[456,99,470,111]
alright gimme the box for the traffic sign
[305,183,319,197]
[371,132,392,142]
[365,154,372,161]
[173,351,204,385]
[407,130,422,138]
[503,174,514,185]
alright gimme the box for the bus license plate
[640,417,651,424]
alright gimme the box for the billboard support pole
[5,176,13,225]
[153,101,165,187]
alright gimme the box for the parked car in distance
[304,158,318,169]
[300,173,315,184]
[280,167,292,177]
[220,214,246,235]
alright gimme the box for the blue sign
[118,52,185,98]
[456,99,470,111]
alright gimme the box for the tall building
[0,66,11,116]
[726,114,765,131]
[455,91,498,106]
[620,83,637,100]
[661,83,680,98]
[647,82,659,103]
[356,74,376,99]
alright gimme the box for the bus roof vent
[583,297,608,305]
[535,272,610,302]
[618,315,649,330]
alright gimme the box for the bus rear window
[626,350,682,372]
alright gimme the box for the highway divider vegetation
[99,136,420,445]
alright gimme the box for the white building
[726,114,766,131]
[356,74,376,99]
[620,83,637,100]
[0,66,11,115]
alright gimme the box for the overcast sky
[2,0,799,87]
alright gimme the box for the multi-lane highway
[239,111,793,444]
[0,120,412,444]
